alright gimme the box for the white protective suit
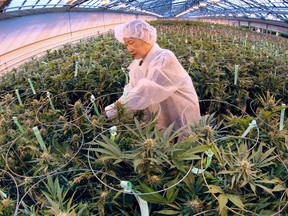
[118,43,201,131]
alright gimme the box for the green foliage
[0,20,287,215]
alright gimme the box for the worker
[105,19,200,132]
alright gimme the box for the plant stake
[28,78,36,95]
[0,189,7,199]
[15,89,23,106]
[241,120,257,138]
[234,65,239,85]
[47,92,57,114]
[205,149,214,169]
[12,116,25,134]
[75,61,79,77]
[280,103,285,131]
[192,149,214,174]
[120,181,149,216]
[90,95,100,116]
[33,126,47,151]
[109,126,117,141]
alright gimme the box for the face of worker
[123,38,152,60]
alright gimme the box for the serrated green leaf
[167,203,181,210]
[133,159,143,172]
[154,209,181,215]
[272,184,286,192]
[171,159,186,172]
[190,145,211,153]
[256,179,279,184]
[259,147,276,162]
[178,154,201,160]
[218,194,228,214]
[88,148,118,157]
[257,155,278,168]
[226,194,245,210]
[255,184,274,195]
[211,145,221,163]
[249,183,256,194]
[220,208,228,216]
[165,187,179,203]
[206,185,224,194]
[99,136,122,155]
[218,170,237,175]
[204,171,214,179]
[138,182,168,204]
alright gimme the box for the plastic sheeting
[118,43,200,130]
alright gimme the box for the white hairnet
[114,19,157,45]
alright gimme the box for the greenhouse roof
[1,0,288,22]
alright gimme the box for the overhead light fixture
[199,2,207,7]
[101,0,110,6]
[140,9,162,17]
[176,11,188,17]
[118,3,126,8]
[267,14,274,19]
[130,6,136,10]
[210,0,220,3]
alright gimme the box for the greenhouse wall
[197,17,288,34]
[0,12,156,73]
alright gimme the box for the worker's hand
[104,103,117,118]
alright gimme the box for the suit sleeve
[121,51,184,110]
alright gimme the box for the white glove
[104,103,117,118]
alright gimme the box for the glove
[104,103,117,118]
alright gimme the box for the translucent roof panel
[4,0,66,11]
[178,0,288,22]
[1,0,288,22]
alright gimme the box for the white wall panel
[0,12,156,73]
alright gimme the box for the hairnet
[114,19,157,45]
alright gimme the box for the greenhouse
[0,0,288,215]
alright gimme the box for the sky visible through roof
[1,0,288,22]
